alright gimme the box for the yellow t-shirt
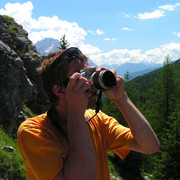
[17,109,133,180]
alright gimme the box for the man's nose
[84,62,91,68]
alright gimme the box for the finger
[111,69,117,76]
[116,75,124,87]
[67,73,81,89]
[79,81,91,94]
[118,75,124,82]
[96,67,108,72]
[73,77,89,92]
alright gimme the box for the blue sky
[0,0,180,65]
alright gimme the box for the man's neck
[54,104,68,133]
[55,103,67,122]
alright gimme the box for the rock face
[0,15,49,134]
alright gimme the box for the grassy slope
[0,127,26,179]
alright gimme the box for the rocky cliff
[0,15,49,135]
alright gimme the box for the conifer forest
[103,55,180,179]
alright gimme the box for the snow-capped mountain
[35,38,60,55]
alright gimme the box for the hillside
[0,15,49,134]
[0,127,26,179]
[133,58,180,93]
[102,57,180,180]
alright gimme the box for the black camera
[80,67,116,90]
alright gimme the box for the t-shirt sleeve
[17,126,65,180]
[100,112,133,160]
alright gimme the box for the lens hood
[92,70,116,90]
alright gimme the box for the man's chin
[87,102,96,109]
[87,99,97,109]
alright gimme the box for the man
[17,47,160,180]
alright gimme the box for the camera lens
[92,70,116,90]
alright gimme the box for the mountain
[88,59,98,67]
[133,58,180,93]
[101,63,162,78]
[35,38,59,55]
[35,38,98,66]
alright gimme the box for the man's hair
[37,48,87,105]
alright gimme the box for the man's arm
[115,92,160,154]
[54,73,97,180]
[103,71,160,154]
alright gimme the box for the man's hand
[101,69,125,103]
[55,72,97,180]
[65,72,91,113]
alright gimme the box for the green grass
[1,15,15,23]
[0,105,36,179]
[2,15,19,36]
[23,105,37,118]
[0,127,26,179]
[2,15,29,42]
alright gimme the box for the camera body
[80,67,116,90]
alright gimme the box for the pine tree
[124,71,132,96]
[124,71,139,105]
[58,35,70,50]
[152,55,180,179]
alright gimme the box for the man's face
[67,59,98,109]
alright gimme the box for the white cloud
[90,48,146,65]
[121,12,131,18]
[173,32,180,37]
[28,16,87,45]
[88,29,105,35]
[0,1,34,29]
[80,44,101,55]
[136,2,180,20]
[104,38,117,41]
[144,43,180,63]
[89,42,180,66]
[121,27,133,31]
[158,2,180,11]
[96,29,105,35]
[87,30,95,34]
[137,10,165,20]
[0,1,101,55]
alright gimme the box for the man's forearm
[63,112,97,180]
[115,92,160,154]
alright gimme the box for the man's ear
[52,84,65,97]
